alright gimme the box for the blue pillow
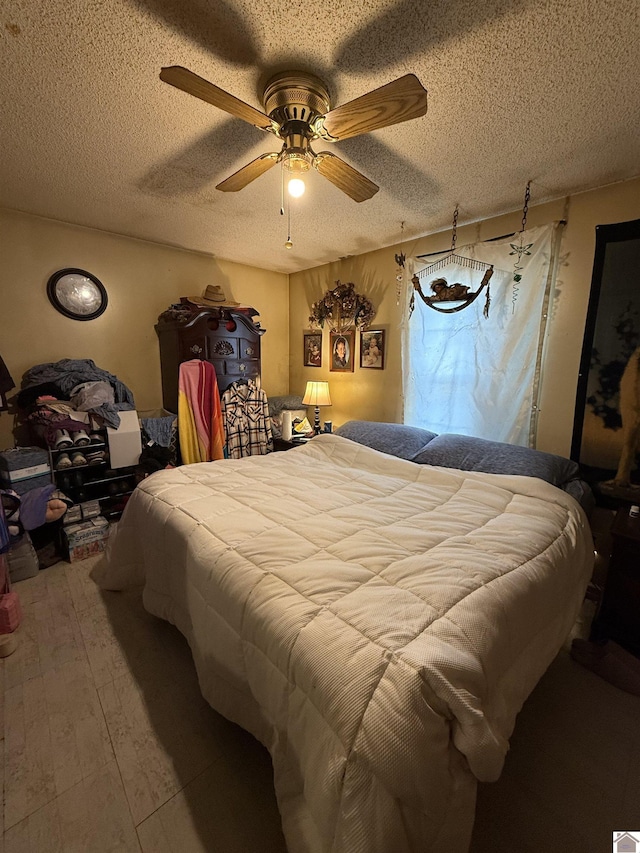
[411,433,581,487]
[335,421,438,461]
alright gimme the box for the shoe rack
[49,428,137,521]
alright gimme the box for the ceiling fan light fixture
[282,148,312,173]
[288,178,305,198]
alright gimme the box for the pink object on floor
[0,555,21,633]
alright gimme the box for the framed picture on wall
[329,330,355,372]
[360,329,385,369]
[303,332,322,367]
[571,217,640,501]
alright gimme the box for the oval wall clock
[46,268,108,321]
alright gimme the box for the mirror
[571,218,640,502]
[47,268,108,321]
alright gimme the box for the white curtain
[402,223,562,447]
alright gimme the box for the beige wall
[290,176,640,457]
[0,208,289,450]
[4,176,639,458]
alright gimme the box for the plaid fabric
[221,381,273,459]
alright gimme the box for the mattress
[95,433,594,852]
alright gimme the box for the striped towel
[178,360,225,464]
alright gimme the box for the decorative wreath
[309,281,375,332]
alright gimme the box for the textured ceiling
[1,0,639,274]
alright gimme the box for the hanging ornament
[394,221,407,306]
[410,205,493,319]
[508,181,533,311]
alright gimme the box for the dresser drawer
[179,333,207,360]
[209,336,237,358]
[240,337,260,360]
[232,361,260,377]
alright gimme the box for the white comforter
[96,434,593,853]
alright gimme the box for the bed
[95,428,594,853]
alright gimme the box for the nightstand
[272,437,297,452]
[591,506,640,656]
[272,435,316,452]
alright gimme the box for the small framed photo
[330,330,355,372]
[360,329,385,369]
[303,333,322,367]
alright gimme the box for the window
[402,224,560,446]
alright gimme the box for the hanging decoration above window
[410,206,494,318]
[509,180,533,311]
[394,221,407,306]
[309,281,375,332]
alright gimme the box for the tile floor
[2,554,639,852]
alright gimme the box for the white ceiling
[1,0,639,274]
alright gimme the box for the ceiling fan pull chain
[285,194,293,250]
[280,163,285,216]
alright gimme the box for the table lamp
[302,380,331,433]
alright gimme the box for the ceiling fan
[159,66,428,202]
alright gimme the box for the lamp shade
[302,380,331,407]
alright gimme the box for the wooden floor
[2,554,639,852]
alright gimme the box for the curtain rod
[416,220,567,259]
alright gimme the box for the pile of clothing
[18,358,136,449]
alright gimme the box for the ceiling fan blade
[216,153,279,192]
[320,74,427,141]
[315,152,379,202]
[160,66,274,132]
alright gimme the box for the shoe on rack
[57,474,72,491]
[86,450,106,466]
[70,451,88,467]
[73,429,91,446]
[89,433,104,445]
[55,452,72,470]
[54,429,73,449]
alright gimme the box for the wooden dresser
[155,304,266,413]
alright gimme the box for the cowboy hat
[186,284,239,307]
